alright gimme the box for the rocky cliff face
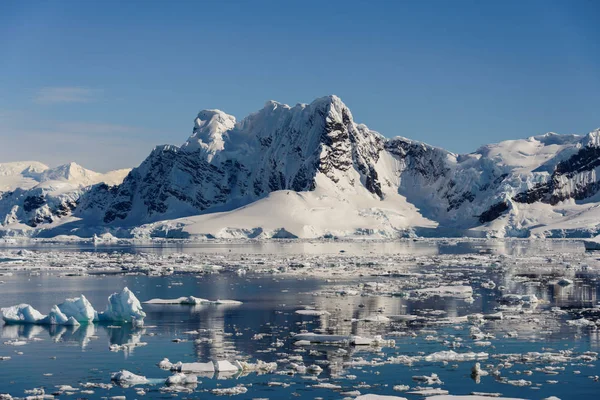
[79,96,388,225]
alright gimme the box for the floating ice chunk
[56,295,97,323]
[80,382,113,390]
[295,309,330,316]
[165,373,197,385]
[393,385,409,391]
[306,364,323,374]
[355,395,408,400]
[567,318,597,327]
[1,304,46,324]
[55,385,79,393]
[413,286,473,299]
[293,333,394,347]
[408,388,449,396]
[500,294,538,305]
[109,342,147,352]
[480,280,496,289]
[158,358,173,369]
[174,361,215,374]
[144,297,207,305]
[212,299,243,305]
[413,373,443,385]
[110,370,149,386]
[470,362,489,383]
[238,360,277,373]
[293,340,312,346]
[424,351,488,362]
[211,385,248,395]
[215,360,239,373]
[98,288,146,323]
[312,382,341,389]
[144,296,242,306]
[504,379,531,386]
[1,303,79,326]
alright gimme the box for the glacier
[1,95,600,239]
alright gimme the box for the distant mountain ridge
[1,95,600,239]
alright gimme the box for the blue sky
[1,0,599,171]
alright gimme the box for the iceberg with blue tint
[97,287,146,323]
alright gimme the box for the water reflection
[0,321,149,353]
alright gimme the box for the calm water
[0,238,585,256]
[0,241,598,399]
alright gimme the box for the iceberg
[1,304,46,324]
[1,288,145,326]
[98,287,146,323]
[57,295,97,323]
[1,304,79,326]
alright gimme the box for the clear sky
[1,0,599,172]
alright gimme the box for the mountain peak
[182,109,236,159]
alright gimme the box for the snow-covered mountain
[0,162,130,230]
[1,95,600,239]
[0,161,50,192]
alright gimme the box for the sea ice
[424,351,488,362]
[413,286,473,299]
[165,373,197,385]
[211,386,248,395]
[293,333,394,347]
[144,296,242,306]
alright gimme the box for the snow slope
[0,95,599,239]
[131,178,436,239]
[0,161,49,192]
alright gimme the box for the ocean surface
[0,240,598,399]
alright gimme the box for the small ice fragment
[165,373,197,385]
[412,373,443,385]
[110,370,149,386]
[211,385,248,395]
[295,309,330,316]
[158,358,173,369]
